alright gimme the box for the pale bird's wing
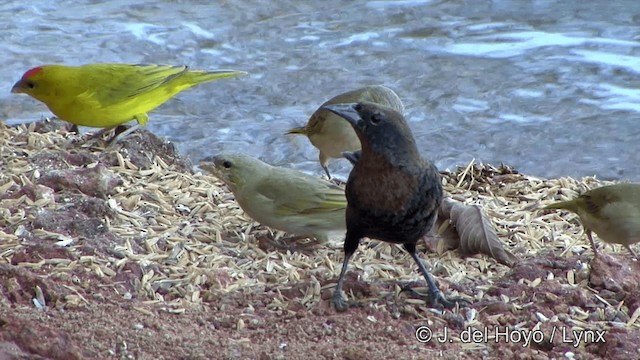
[254,172,346,217]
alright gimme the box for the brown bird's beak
[321,103,360,127]
[10,80,25,94]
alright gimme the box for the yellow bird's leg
[106,114,147,147]
[586,230,600,258]
[80,127,118,150]
[106,125,139,148]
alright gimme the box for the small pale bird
[11,63,246,139]
[200,152,347,243]
[286,85,404,179]
[545,183,640,258]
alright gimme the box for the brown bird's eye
[369,113,382,126]
[222,160,233,169]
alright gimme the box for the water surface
[2,0,640,180]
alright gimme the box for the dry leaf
[436,197,517,266]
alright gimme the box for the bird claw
[401,284,470,309]
[432,293,470,310]
[332,292,349,312]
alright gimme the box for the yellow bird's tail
[181,68,247,85]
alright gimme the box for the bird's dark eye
[25,81,35,89]
[222,160,233,169]
[369,113,382,126]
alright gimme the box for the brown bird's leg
[70,125,80,134]
[404,243,456,309]
[586,230,600,258]
[332,233,360,311]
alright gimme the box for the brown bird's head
[321,101,420,164]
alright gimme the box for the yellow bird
[11,63,246,135]
[286,85,405,179]
[545,183,640,258]
[200,152,346,243]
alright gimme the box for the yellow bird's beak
[11,80,25,94]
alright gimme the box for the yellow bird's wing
[84,64,188,107]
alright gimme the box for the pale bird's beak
[199,157,217,174]
[321,103,360,127]
[199,155,225,175]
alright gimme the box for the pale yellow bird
[545,183,640,258]
[200,153,346,243]
[286,85,404,178]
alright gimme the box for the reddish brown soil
[1,251,639,359]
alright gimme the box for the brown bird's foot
[69,124,80,134]
[331,291,349,312]
[401,284,469,309]
[332,250,355,312]
[431,292,470,309]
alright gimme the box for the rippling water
[2,0,640,180]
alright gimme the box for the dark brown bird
[323,101,457,311]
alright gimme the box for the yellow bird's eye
[25,80,36,89]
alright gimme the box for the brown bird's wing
[254,174,346,216]
[83,64,188,106]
